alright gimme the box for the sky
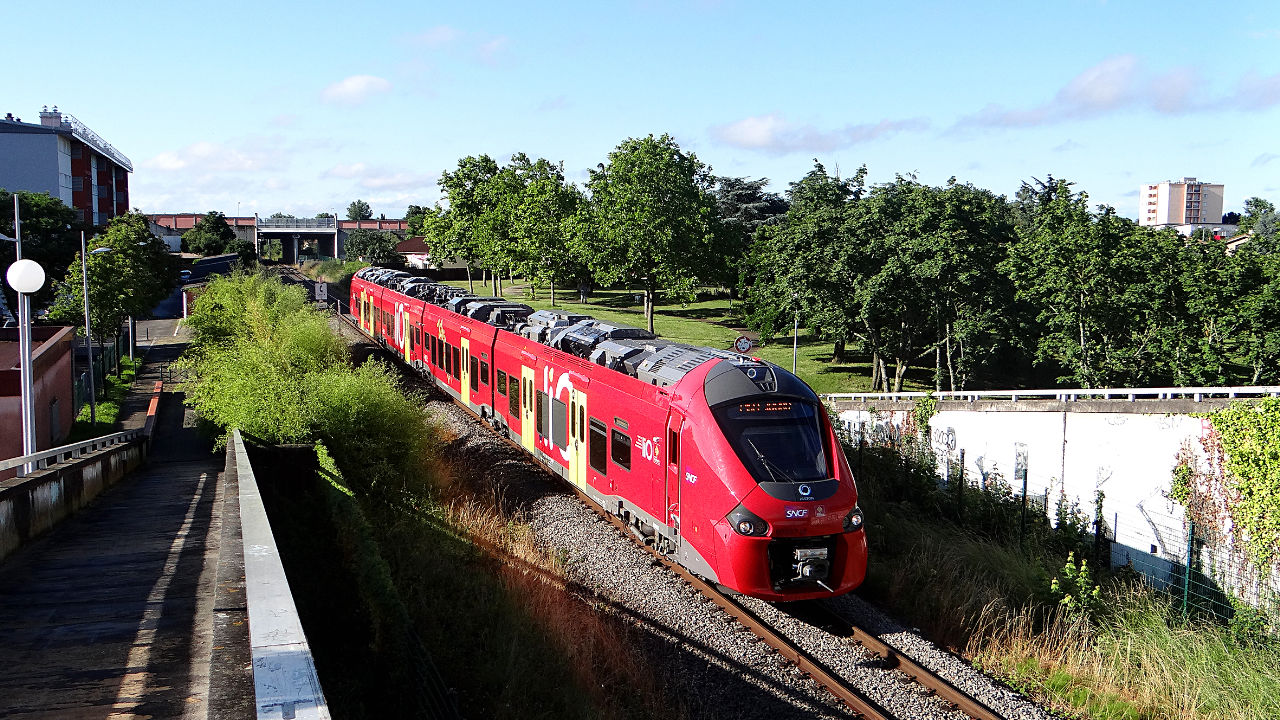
[5,1,1279,221]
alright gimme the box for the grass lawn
[438,278,929,394]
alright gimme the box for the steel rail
[338,292,1009,720]
[794,601,1006,720]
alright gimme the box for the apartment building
[1139,178,1225,233]
[0,106,132,226]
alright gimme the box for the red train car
[350,269,867,601]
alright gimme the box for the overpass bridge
[148,214,410,264]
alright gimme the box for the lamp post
[80,233,112,427]
[5,196,46,476]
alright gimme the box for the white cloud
[324,162,436,193]
[320,75,392,105]
[954,55,1279,132]
[710,113,927,154]
[413,25,461,47]
[140,140,280,173]
[476,36,509,64]
[1253,152,1280,168]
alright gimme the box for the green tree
[1002,180,1189,387]
[315,212,334,219]
[437,155,502,292]
[0,189,83,305]
[504,154,585,304]
[347,199,373,221]
[269,211,295,219]
[1238,197,1276,235]
[746,161,860,361]
[345,229,403,265]
[182,211,238,256]
[585,134,725,332]
[714,176,788,290]
[48,212,177,338]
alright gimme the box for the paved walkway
[0,320,235,719]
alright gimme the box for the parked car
[179,270,192,282]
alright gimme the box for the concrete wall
[833,397,1275,601]
[0,439,147,563]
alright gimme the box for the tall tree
[181,211,238,256]
[585,134,725,332]
[713,176,788,290]
[1002,180,1186,387]
[0,189,83,306]
[505,154,585,304]
[346,199,373,221]
[437,155,502,292]
[345,229,403,265]
[49,212,177,337]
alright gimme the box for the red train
[349,268,867,601]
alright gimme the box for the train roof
[353,270,791,395]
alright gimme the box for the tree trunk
[550,277,556,307]
[645,286,655,334]
[492,270,499,296]
[466,264,474,293]
[945,324,956,392]
[893,360,908,393]
[870,351,881,390]
[879,357,891,392]
[831,337,846,364]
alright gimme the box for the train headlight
[842,505,865,533]
[726,504,770,537]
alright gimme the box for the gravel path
[339,319,1056,720]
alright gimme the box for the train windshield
[712,400,828,483]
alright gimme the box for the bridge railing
[257,217,337,230]
[0,429,146,476]
[824,386,1280,404]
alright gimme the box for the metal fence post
[1016,443,1029,548]
[1183,520,1196,616]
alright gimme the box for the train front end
[682,360,866,602]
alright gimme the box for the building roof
[395,236,430,254]
[1,108,132,172]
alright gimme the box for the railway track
[333,301,1014,720]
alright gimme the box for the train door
[360,289,369,332]
[520,365,536,452]
[402,307,411,363]
[569,387,588,491]
[460,337,471,406]
[665,410,685,540]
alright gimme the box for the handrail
[0,428,144,474]
[824,386,1280,404]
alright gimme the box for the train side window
[452,346,461,379]
[509,377,520,416]
[551,398,568,449]
[496,369,508,395]
[611,429,632,471]
[480,360,490,386]
[668,428,679,467]
[589,418,608,475]
[535,391,546,437]
[470,356,479,392]
[430,336,438,366]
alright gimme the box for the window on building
[589,418,608,475]
[611,429,632,471]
